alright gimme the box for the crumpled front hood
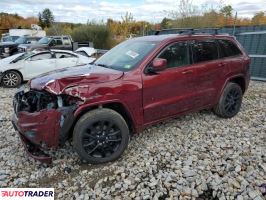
[30,64,124,94]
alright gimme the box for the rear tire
[214,82,243,118]
[73,108,130,164]
[1,71,22,88]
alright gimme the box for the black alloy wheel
[214,82,243,118]
[82,120,122,158]
[224,87,242,116]
[73,108,130,164]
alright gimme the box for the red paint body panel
[12,34,250,163]
[13,110,61,147]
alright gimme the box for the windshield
[2,36,19,42]
[95,40,158,71]
[11,52,35,63]
[15,37,26,44]
[38,37,52,44]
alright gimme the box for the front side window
[30,53,52,61]
[158,42,189,68]
[55,39,63,45]
[218,40,242,58]
[191,40,218,63]
[95,40,158,72]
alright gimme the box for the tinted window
[159,42,189,68]
[30,53,52,61]
[218,40,242,58]
[191,40,218,63]
[55,39,63,45]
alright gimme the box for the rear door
[217,39,244,75]
[142,41,199,123]
[24,52,56,79]
[187,39,226,108]
[55,52,78,69]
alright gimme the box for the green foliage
[220,5,233,18]
[38,8,54,29]
[71,23,112,49]
[161,18,172,29]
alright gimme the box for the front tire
[73,108,130,164]
[2,71,22,88]
[214,82,243,118]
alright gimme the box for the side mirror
[152,58,167,72]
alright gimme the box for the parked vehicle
[1,25,45,43]
[1,35,20,43]
[0,50,95,87]
[0,36,41,58]
[75,47,97,57]
[12,31,250,164]
[18,35,74,52]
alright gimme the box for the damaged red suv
[12,31,250,164]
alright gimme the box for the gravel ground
[0,81,265,200]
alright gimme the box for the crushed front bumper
[12,88,77,163]
[12,118,52,164]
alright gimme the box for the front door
[142,41,198,124]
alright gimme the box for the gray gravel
[0,81,265,200]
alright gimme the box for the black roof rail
[194,28,220,35]
[155,28,220,35]
[155,28,194,35]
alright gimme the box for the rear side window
[158,42,190,68]
[30,53,52,61]
[218,40,242,58]
[55,52,76,58]
[191,40,218,63]
[63,37,71,45]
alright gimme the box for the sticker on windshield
[126,50,139,59]
[124,64,131,69]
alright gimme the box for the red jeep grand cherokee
[12,32,250,164]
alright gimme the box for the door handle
[182,70,193,74]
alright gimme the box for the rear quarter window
[218,39,242,58]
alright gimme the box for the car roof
[50,49,75,53]
[132,34,235,43]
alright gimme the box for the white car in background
[0,50,96,88]
[75,47,97,57]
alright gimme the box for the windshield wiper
[95,63,112,69]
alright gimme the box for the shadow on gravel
[197,189,219,200]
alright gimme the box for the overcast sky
[0,0,265,23]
